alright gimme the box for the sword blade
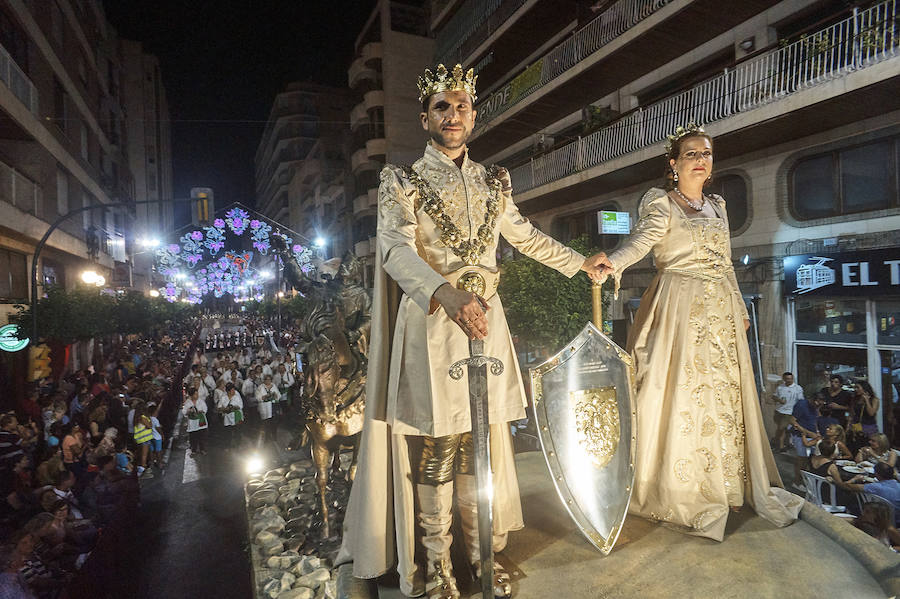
[467,338,494,599]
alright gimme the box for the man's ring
[463,319,472,326]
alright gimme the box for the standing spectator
[217,383,243,450]
[850,381,880,439]
[772,372,803,451]
[821,374,852,429]
[790,393,825,490]
[182,387,208,457]
[132,405,154,478]
[148,403,163,470]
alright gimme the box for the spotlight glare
[314,236,326,248]
[149,289,160,298]
[245,455,264,475]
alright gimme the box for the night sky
[102,1,377,224]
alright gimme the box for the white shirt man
[775,373,804,415]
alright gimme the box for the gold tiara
[665,122,706,154]
[417,63,477,104]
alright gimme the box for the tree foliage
[12,288,199,342]
[498,236,611,356]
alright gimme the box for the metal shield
[530,321,635,555]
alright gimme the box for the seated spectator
[854,500,900,549]
[0,532,38,599]
[855,433,897,468]
[90,456,136,527]
[25,501,94,572]
[113,438,132,475]
[0,414,25,477]
[815,424,852,459]
[59,424,86,481]
[14,528,68,598]
[50,471,83,521]
[86,428,117,466]
[34,445,64,489]
[843,461,900,514]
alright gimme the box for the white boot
[417,482,459,599]
[456,474,512,597]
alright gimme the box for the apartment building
[255,82,354,260]
[433,0,900,431]
[121,39,174,292]
[0,0,146,326]
[347,0,433,279]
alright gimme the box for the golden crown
[417,63,477,104]
[665,122,706,154]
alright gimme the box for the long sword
[450,337,504,599]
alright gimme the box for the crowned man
[336,64,611,598]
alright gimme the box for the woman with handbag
[182,387,208,457]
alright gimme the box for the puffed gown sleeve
[377,165,448,314]
[607,188,672,294]
[495,168,585,277]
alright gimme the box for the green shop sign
[0,324,29,352]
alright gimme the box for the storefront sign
[0,324,29,352]
[599,211,631,234]
[783,249,900,297]
[477,59,543,121]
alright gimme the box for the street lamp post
[29,198,195,341]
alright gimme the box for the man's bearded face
[420,90,476,152]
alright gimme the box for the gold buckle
[456,271,486,297]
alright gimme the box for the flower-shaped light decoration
[203,225,226,256]
[180,232,205,269]
[251,221,273,254]
[214,218,225,229]
[225,208,250,235]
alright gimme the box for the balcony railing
[509,0,899,194]
[477,0,671,126]
[0,42,38,115]
[0,159,41,215]
[435,0,527,67]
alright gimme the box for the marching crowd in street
[0,321,197,598]
[771,370,900,549]
[180,321,299,457]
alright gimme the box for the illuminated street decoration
[155,209,311,303]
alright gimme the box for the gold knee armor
[418,432,474,485]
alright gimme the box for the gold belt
[428,267,500,315]
[444,267,500,299]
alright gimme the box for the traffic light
[28,344,51,381]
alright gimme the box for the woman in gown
[605,124,802,541]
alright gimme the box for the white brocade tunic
[378,143,585,437]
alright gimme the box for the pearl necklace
[674,186,706,211]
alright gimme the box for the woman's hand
[743,319,751,331]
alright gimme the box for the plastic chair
[801,471,846,513]
[858,492,897,524]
